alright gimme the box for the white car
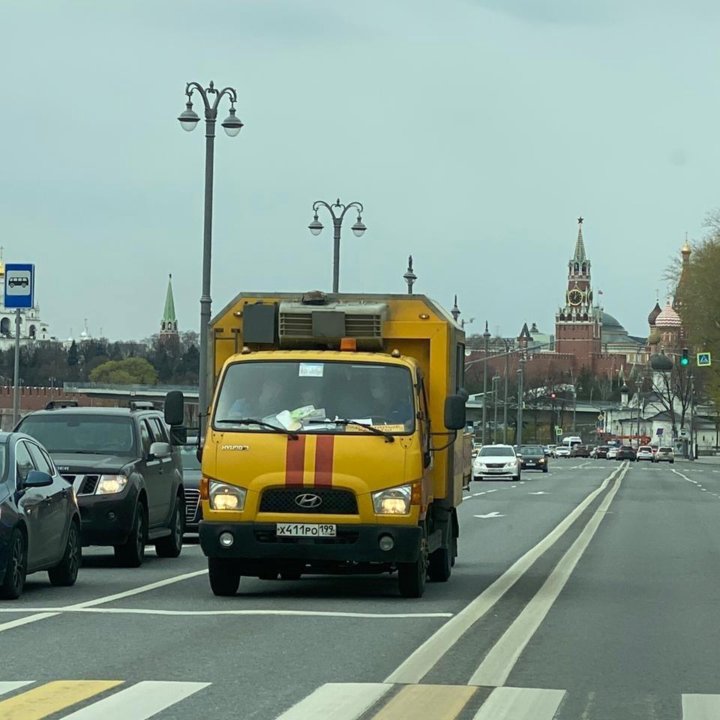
[636,445,654,462]
[554,446,571,458]
[473,444,521,481]
[607,447,619,460]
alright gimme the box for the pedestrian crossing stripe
[274,683,720,720]
[0,680,209,719]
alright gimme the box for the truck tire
[428,545,452,582]
[398,528,428,598]
[209,557,241,596]
[155,496,184,558]
[48,521,81,587]
[114,501,146,568]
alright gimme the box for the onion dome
[655,303,682,328]
[650,352,674,372]
[648,302,662,327]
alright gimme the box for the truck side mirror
[164,390,185,427]
[444,395,466,430]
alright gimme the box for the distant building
[0,255,51,350]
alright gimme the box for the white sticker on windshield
[299,363,324,377]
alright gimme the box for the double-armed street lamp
[178,81,243,432]
[308,199,366,293]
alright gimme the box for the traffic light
[680,348,690,367]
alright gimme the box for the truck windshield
[18,415,136,455]
[213,361,415,434]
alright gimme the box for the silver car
[473,444,521,481]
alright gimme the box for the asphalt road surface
[3,458,720,719]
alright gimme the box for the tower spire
[161,273,178,336]
[573,216,586,262]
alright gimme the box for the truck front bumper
[199,521,421,564]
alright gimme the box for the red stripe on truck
[285,435,306,486]
[314,436,335,487]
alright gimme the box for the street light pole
[178,80,243,435]
[503,341,510,444]
[517,353,526,446]
[481,321,490,445]
[492,376,500,443]
[308,199,366,293]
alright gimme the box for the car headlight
[372,484,412,515]
[95,475,128,495]
[504,461,517,468]
[209,480,247,511]
[538,458,545,464]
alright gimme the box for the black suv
[16,394,187,567]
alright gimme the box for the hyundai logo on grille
[295,493,323,509]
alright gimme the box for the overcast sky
[2,0,718,341]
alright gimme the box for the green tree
[89,358,158,385]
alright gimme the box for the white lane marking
[61,681,210,720]
[473,687,566,720]
[682,693,720,719]
[469,464,628,687]
[0,608,453,619]
[0,681,33,697]
[386,464,626,684]
[474,512,505,519]
[0,570,207,635]
[65,569,207,609]
[0,612,60,634]
[529,491,548,495]
[486,489,498,493]
[473,492,487,497]
[275,683,392,720]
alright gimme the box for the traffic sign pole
[12,310,20,427]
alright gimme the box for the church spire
[161,274,178,336]
[573,216,586,262]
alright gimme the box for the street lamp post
[178,80,243,434]
[308,199,366,293]
[492,375,500,443]
[503,339,510,443]
[481,321,490,445]
[517,353,526,446]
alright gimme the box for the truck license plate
[276,523,336,538]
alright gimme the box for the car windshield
[213,360,415,434]
[180,445,201,471]
[18,415,135,455]
[520,446,544,454]
[479,446,515,457]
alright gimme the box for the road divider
[386,463,628,685]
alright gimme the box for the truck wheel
[114,502,146,568]
[398,529,428,598]
[155,497,184,558]
[209,558,241,596]
[48,521,81,587]
[0,529,27,600]
[428,544,452,582]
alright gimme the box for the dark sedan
[616,445,637,461]
[0,432,82,599]
[518,445,549,472]
[571,444,590,458]
[180,442,202,534]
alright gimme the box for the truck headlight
[96,475,128,495]
[372,484,412,515]
[209,480,247,511]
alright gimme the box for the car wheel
[114,501,146,568]
[0,529,27,600]
[398,526,428,598]
[155,496,184,558]
[209,557,241,596]
[48,521,81,587]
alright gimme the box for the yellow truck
[198,291,471,597]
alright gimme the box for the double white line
[387,462,630,686]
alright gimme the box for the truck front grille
[184,489,201,523]
[259,488,358,515]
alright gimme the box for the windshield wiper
[215,418,298,438]
[308,418,395,443]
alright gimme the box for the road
[2,458,720,718]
